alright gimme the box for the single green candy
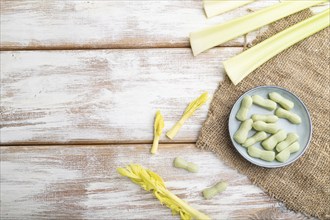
[243,131,268,147]
[252,121,279,134]
[262,129,287,150]
[251,114,278,123]
[202,181,228,200]
[276,133,299,152]
[236,96,253,121]
[252,95,277,110]
[174,157,199,173]
[275,107,301,124]
[247,145,275,162]
[269,92,294,110]
[276,142,300,162]
[234,119,253,144]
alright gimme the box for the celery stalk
[117,164,210,220]
[190,0,326,56]
[223,8,330,85]
[203,0,255,18]
[166,92,208,140]
[150,110,164,154]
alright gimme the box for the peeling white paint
[0,48,234,144]
[0,1,279,49]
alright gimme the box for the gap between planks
[0,45,245,51]
[0,141,197,147]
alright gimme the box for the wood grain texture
[1,1,326,219]
[0,144,312,220]
[0,0,279,50]
[0,48,241,144]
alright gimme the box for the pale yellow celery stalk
[223,8,330,85]
[190,0,326,56]
[150,110,164,154]
[203,0,255,18]
[117,164,210,220]
[166,92,208,140]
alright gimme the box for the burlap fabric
[196,10,330,219]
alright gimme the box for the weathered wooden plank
[0,144,311,219]
[0,48,241,144]
[0,0,279,50]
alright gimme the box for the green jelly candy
[247,145,275,162]
[174,157,199,173]
[236,96,253,121]
[243,131,268,147]
[276,142,300,162]
[251,114,278,123]
[202,181,228,200]
[262,129,287,151]
[269,92,294,110]
[234,119,253,144]
[276,133,299,152]
[275,107,301,124]
[252,95,277,110]
[252,121,279,134]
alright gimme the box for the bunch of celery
[190,0,329,85]
[191,0,325,56]
[224,8,330,85]
[117,164,210,220]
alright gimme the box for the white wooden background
[1,1,325,219]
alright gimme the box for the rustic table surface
[1,1,326,219]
